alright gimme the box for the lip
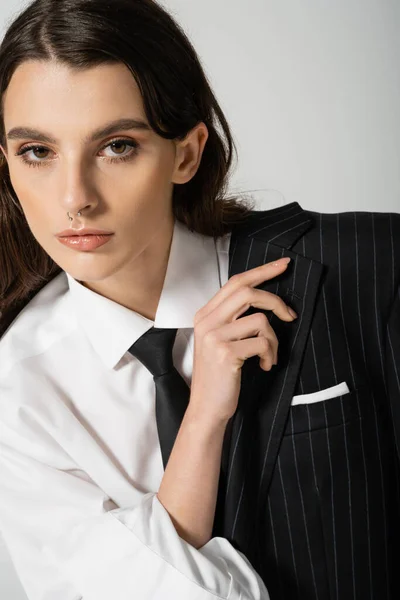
[57,228,114,237]
[57,234,113,252]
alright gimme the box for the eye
[14,138,140,168]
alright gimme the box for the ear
[171,122,209,185]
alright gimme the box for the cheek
[7,167,27,199]
[7,170,53,244]
[8,164,41,204]
[9,177,39,222]
[132,151,174,188]
[119,155,174,208]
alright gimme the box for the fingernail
[272,257,291,267]
[288,307,298,319]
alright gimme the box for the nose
[60,162,99,217]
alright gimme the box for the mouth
[62,234,112,237]
[56,228,114,238]
[57,233,114,251]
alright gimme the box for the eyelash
[14,138,140,168]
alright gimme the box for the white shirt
[0,218,270,600]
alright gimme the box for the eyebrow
[6,117,151,144]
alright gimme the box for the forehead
[3,60,145,131]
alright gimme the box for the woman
[0,1,399,600]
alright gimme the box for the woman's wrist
[184,400,231,432]
[157,403,229,548]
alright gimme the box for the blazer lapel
[212,202,324,567]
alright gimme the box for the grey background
[1,0,399,598]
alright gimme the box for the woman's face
[0,59,207,292]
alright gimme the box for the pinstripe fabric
[212,202,400,599]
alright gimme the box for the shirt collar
[65,218,229,370]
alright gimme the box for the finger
[201,286,295,334]
[230,287,296,323]
[210,312,279,363]
[195,257,291,323]
[228,336,276,371]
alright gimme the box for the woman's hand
[189,257,297,423]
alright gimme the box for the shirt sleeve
[0,407,269,600]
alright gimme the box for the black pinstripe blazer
[211,201,400,600]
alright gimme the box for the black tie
[128,327,191,469]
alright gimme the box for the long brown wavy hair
[0,0,256,338]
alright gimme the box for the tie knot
[128,327,178,378]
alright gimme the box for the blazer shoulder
[306,207,400,226]
[306,209,400,249]
[305,208,400,309]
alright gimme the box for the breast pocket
[291,381,350,406]
[285,381,371,436]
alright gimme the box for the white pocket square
[291,381,350,406]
